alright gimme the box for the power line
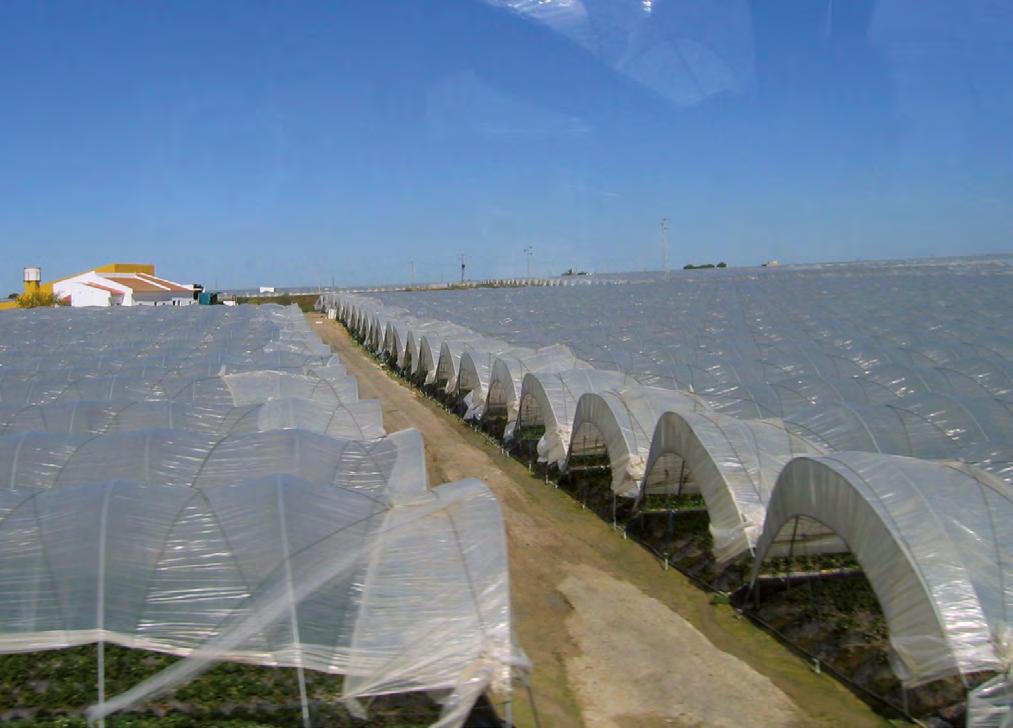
[660,217,669,280]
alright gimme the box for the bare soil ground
[308,314,890,728]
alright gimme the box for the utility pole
[660,217,669,280]
[460,253,466,284]
[410,260,415,289]
[524,245,534,278]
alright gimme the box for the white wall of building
[53,273,133,307]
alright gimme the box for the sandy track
[309,315,886,728]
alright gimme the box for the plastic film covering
[486,345,590,433]
[456,344,532,419]
[0,476,519,726]
[0,304,522,727]
[441,336,515,392]
[516,369,633,468]
[417,327,472,383]
[750,453,1012,688]
[328,261,1013,716]
[349,266,1012,393]
[0,427,426,494]
[568,386,710,496]
[967,669,1012,728]
[0,398,384,440]
[407,321,472,379]
[323,261,1013,713]
[335,263,1013,416]
[323,260,1013,492]
[643,411,824,563]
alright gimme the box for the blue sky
[1,0,1011,290]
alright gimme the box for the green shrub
[16,290,60,308]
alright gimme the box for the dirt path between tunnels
[308,314,888,728]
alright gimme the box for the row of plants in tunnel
[512,425,545,443]
[564,451,610,469]
[0,644,439,726]
[762,551,862,576]
[639,492,707,511]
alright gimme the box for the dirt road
[308,314,887,728]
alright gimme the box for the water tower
[23,267,41,295]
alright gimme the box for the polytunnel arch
[361,314,381,353]
[484,346,591,439]
[782,394,1013,463]
[347,307,363,335]
[750,452,1011,688]
[641,410,823,563]
[568,391,647,499]
[515,388,543,435]
[935,361,1013,399]
[402,331,419,376]
[381,321,413,371]
[417,336,442,386]
[381,323,399,363]
[455,347,522,420]
[436,341,465,393]
[516,369,634,469]
[782,400,961,460]
[347,308,364,337]
[568,386,709,497]
[370,317,387,354]
[485,358,519,420]
[362,313,378,348]
[455,352,486,405]
[0,427,428,494]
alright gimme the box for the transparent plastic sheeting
[750,452,1012,689]
[643,410,825,563]
[0,307,356,408]
[0,305,335,369]
[567,385,711,496]
[0,366,359,408]
[362,262,1013,401]
[0,476,521,728]
[462,343,589,422]
[0,305,523,727]
[516,369,633,467]
[324,259,1013,490]
[967,670,1013,728]
[485,344,592,430]
[0,398,384,441]
[323,259,1013,713]
[0,428,425,492]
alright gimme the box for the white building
[54,270,196,307]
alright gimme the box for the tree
[16,290,60,308]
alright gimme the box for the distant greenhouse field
[372,258,1013,397]
[345,257,1013,488]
